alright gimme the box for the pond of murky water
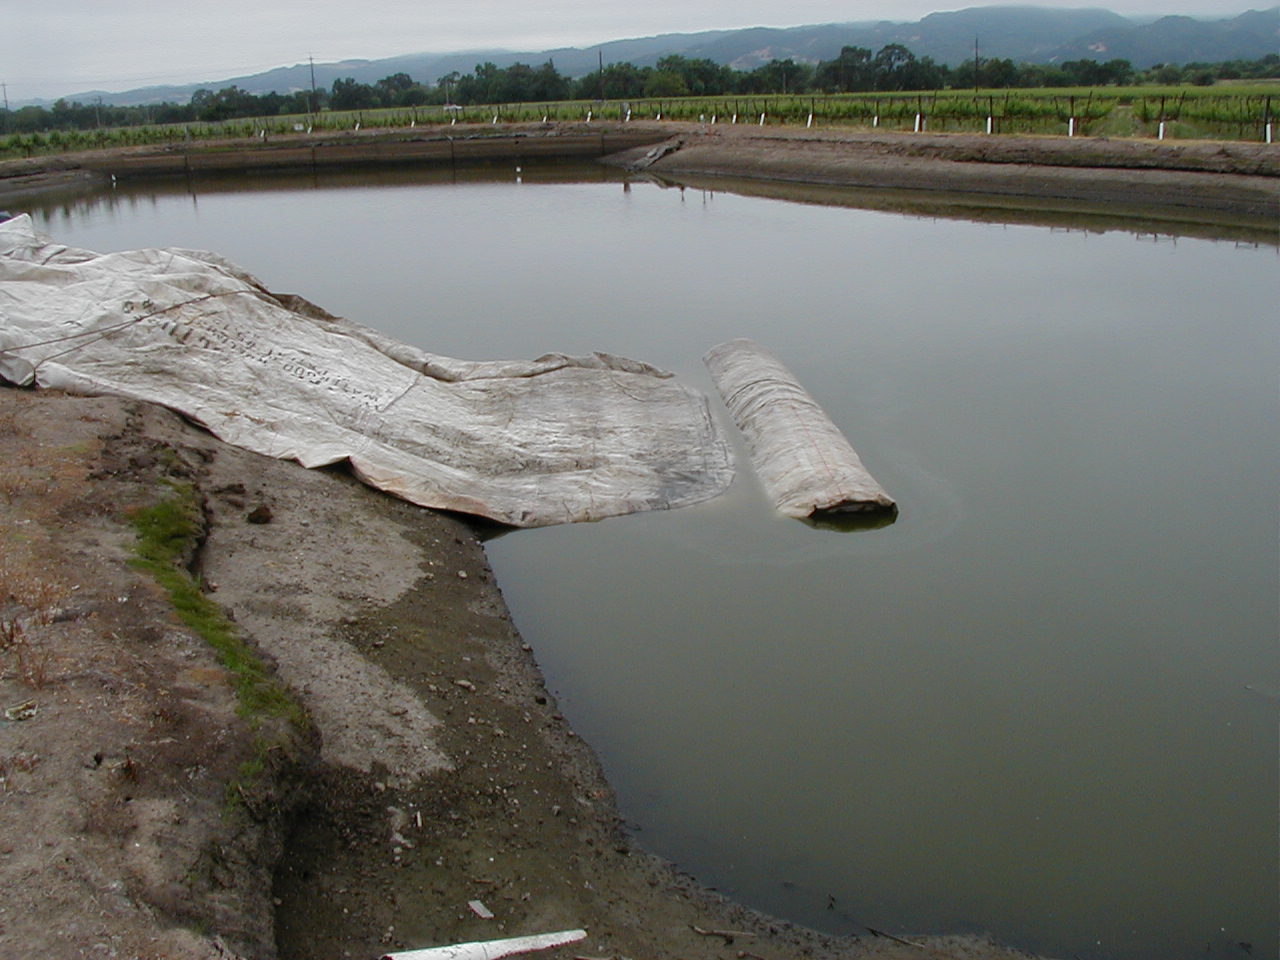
[27,162,1278,960]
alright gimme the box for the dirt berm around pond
[4,122,1268,959]
[2,120,1276,226]
[1,389,1042,960]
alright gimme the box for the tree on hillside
[815,46,875,92]
[739,59,813,94]
[438,71,461,104]
[654,56,735,97]
[643,70,688,98]
[573,62,649,100]
[330,77,379,111]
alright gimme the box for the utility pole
[598,49,605,101]
[309,55,318,115]
[974,36,981,91]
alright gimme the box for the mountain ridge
[22,5,1278,108]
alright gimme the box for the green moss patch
[130,478,307,808]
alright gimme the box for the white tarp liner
[0,215,733,527]
[704,338,895,519]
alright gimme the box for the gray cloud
[3,0,1257,101]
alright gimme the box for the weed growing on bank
[129,477,307,809]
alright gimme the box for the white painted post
[451,116,456,125]
[587,109,592,122]
[732,113,738,124]
[1068,117,1076,137]
[759,112,766,126]
[914,113,921,133]
[354,121,360,131]
[873,115,879,128]
[1266,122,1273,144]
[626,108,632,122]
[656,112,662,120]
[711,114,717,124]
[1158,120,1165,140]
[492,114,498,124]
[807,112,813,128]
[986,116,993,135]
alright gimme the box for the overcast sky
[3,0,1263,102]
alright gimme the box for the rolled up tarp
[704,338,895,520]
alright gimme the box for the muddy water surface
[29,163,1278,960]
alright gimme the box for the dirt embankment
[1,121,1276,223]
[1,387,1044,960]
[609,123,1279,223]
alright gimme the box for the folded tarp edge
[0,215,735,528]
[704,338,895,520]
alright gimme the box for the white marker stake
[986,116,993,134]
[759,112,766,126]
[383,929,588,960]
[1158,120,1166,140]
[914,113,921,133]
[586,110,592,122]
[1068,117,1076,137]
[807,112,813,128]
[732,113,737,124]
[873,115,879,128]
[1266,122,1273,144]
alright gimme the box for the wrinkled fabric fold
[0,215,734,527]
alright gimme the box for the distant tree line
[3,50,1276,134]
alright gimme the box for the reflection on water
[647,171,1280,247]
[23,163,1279,960]
[801,509,899,533]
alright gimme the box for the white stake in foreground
[382,928,587,960]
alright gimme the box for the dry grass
[0,395,86,690]
[0,751,43,793]
[0,607,58,689]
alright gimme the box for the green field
[3,85,1276,160]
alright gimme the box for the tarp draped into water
[0,215,734,527]
[704,338,895,520]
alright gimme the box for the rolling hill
[31,5,1280,108]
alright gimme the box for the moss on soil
[129,475,308,808]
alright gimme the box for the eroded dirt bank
[607,124,1278,225]
[1,121,1276,224]
[1,387,1043,959]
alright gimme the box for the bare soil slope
[1,387,1044,960]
